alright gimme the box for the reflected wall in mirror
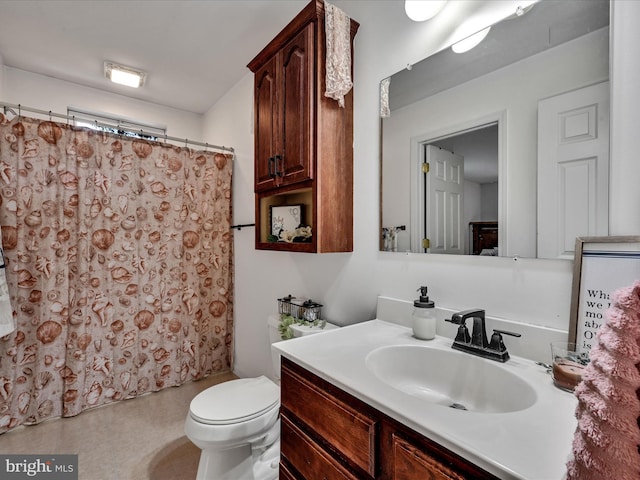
[380,0,610,258]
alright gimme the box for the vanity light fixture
[104,61,147,88]
[404,0,447,22]
[450,2,534,54]
[451,27,491,54]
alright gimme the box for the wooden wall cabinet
[247,0,358,253]
[280,358,500,480]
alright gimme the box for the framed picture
[569,236,640,351]
[270,204,303,237]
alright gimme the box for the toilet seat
[189,376,280,425]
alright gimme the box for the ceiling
[0,1,610,117]
[0,0,309,114]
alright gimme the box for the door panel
[537,81,609,258]
[281,23,314,186]
[426,145,464,254]
[254,56,280,192]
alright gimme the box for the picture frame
[569,236,640,351]
[270,204,303,237]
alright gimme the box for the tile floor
[0,371,238,480]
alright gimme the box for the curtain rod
[0,101,234,154]
[230,223,255,231]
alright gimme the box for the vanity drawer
[391,434,465,480]
[281,414,359,480]
[281,358,378,477]
[279,460,298,480]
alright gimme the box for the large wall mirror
[380,0,610,258]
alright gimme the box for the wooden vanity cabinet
[280,358,377,479]
[381,425,498,480]
[280,358,500,480]
[247,0,358,253]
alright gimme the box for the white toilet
[184,315,338,480]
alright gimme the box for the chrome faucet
[445,309,521,362]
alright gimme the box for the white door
[425,145,464,254]
[537,81,609,259]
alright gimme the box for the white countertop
[272,319,578,480]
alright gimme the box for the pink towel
[566,280,640,480]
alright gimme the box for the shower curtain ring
[49,111,52,121]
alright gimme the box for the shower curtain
[0,113,234,433]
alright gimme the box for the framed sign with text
[569,236,640,351]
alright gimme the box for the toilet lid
[189,376,280,425]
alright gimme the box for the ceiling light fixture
[404,0,447,22]
[451,27,491,54]
[104,61,146,88]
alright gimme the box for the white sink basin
[365,344,537,413]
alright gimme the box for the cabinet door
[281,359,377,477]
[280,23,314,187]
[281,415,360,480]
[254,54,280,192]
[279,461,299,480]
[392,435,465,480]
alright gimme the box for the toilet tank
[267,314,283,345]
[267,314,339,380]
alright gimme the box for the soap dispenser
[412,286,436,340]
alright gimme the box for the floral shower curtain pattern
[0,113,234,433]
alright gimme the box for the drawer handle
[274,154,284,177]
[268,157,276,178]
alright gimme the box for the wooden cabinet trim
[281,358,501,480]
[281,358,378,477]
[391,434,466,480]
[278,460,298,480]
[247,0,359,73]
[281,414,360,480]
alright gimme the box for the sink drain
[449,403,467,411]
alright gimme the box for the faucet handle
[488,329,521,352]
[493,329,521,338]
[445,318,471,343]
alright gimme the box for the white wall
[481,183,498,220]
[610,0,640,234]
[3,67,203,141]
[5,1,632,383]
[204,1,587,380]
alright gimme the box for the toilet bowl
[185,314,338,480]
[185,376,281,480]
